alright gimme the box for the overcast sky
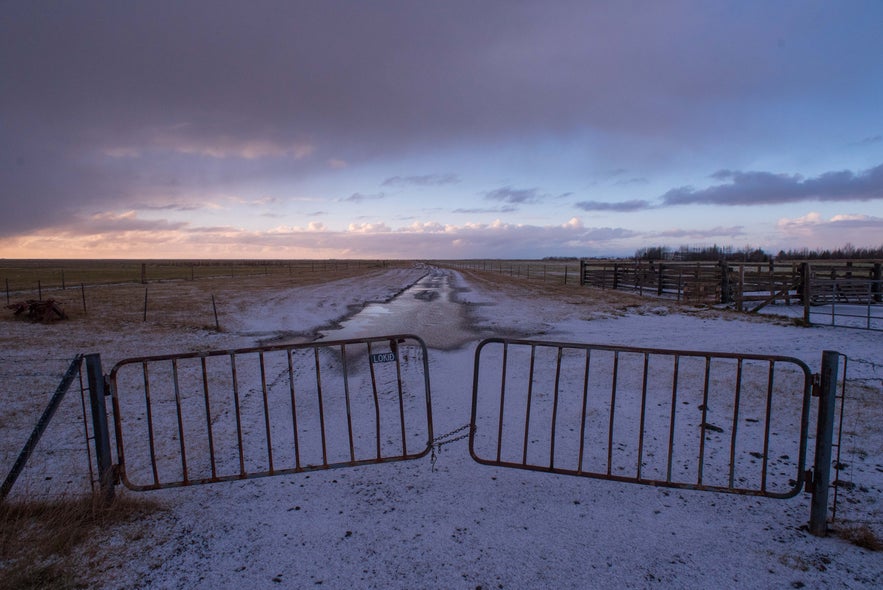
[2,1,882,259]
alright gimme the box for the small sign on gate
[370,351,397,364]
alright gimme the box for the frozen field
[2,264,881,589]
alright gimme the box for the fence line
[1,259,396,301]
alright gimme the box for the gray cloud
[653,226,746,239]
[485,187,542,204]
[662,164,883,206]
[342,193,386,203]
[1,1,881,240]
[382,174,460,187]
[575,200,653,212]
[453,206,518,214]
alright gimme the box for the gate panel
[470,338,813,498]
[109,335,433,491]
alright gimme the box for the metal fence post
[85,354,115,504]
[809,350,839,536]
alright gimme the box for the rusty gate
[107,334,433,491]
[469,338,823,499]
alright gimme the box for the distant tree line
[633,243,883,262]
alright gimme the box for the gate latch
[811,373,821,397]
[803,468,815,493]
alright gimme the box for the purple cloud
[662,164,883,206]
[382,174,460,187]
[485,187,542,204]
[575,200,653,212]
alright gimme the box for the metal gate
[108,334,433,491]
[469,338,820,499]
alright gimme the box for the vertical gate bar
[142,362,160,487]
[727,358,744,489]
[393,342,408,456]
[171,359,190,483]
[287,350,302,470]
[521,345,536,465]
[666,355,681,483]
[760,361,776,493]
[606,351,619,476]
[496,342,509,463]
[341,344,356,463]
[259,352,275,473]
[697,356,711,486]
[576,349,591,474]
[419,338,434,454]
[549,346,563,469]
[810,351,840,536]
[366,342,382,460]
[229,354,245,477]
[200,357,217,479]
[84,354,114,504]
[75,364,96,491]
[636,352,650,480]
[313,348,329,467]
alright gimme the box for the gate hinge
[803,468,815,493]
[811,373,821,397]
[104,376,112,396]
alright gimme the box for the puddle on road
[318,268,477,349]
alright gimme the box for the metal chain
[430,423,475,471]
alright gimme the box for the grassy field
[0,259,398,300]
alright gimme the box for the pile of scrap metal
[6,299,68,322]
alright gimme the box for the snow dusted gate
[106,335,433,491]
[469,338,840,535]
[70,334,838,535]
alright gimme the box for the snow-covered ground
[2,264,881,589]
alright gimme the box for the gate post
[800,263,811,324]
[85,354,115,504]
[809,350,839,536]
[719,260,731,304]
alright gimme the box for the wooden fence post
[801,263,811,324]
[719,260,730,304]
[873,263,882,303]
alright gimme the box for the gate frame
[80,337,839,536]
[468,337,841,537]
[104,334,434,492]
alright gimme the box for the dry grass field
[1,260,879,589]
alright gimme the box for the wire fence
[831,367,883,529]
[0,355,97,503]
[1,259,396,304]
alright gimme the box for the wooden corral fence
[579,259,883,313]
